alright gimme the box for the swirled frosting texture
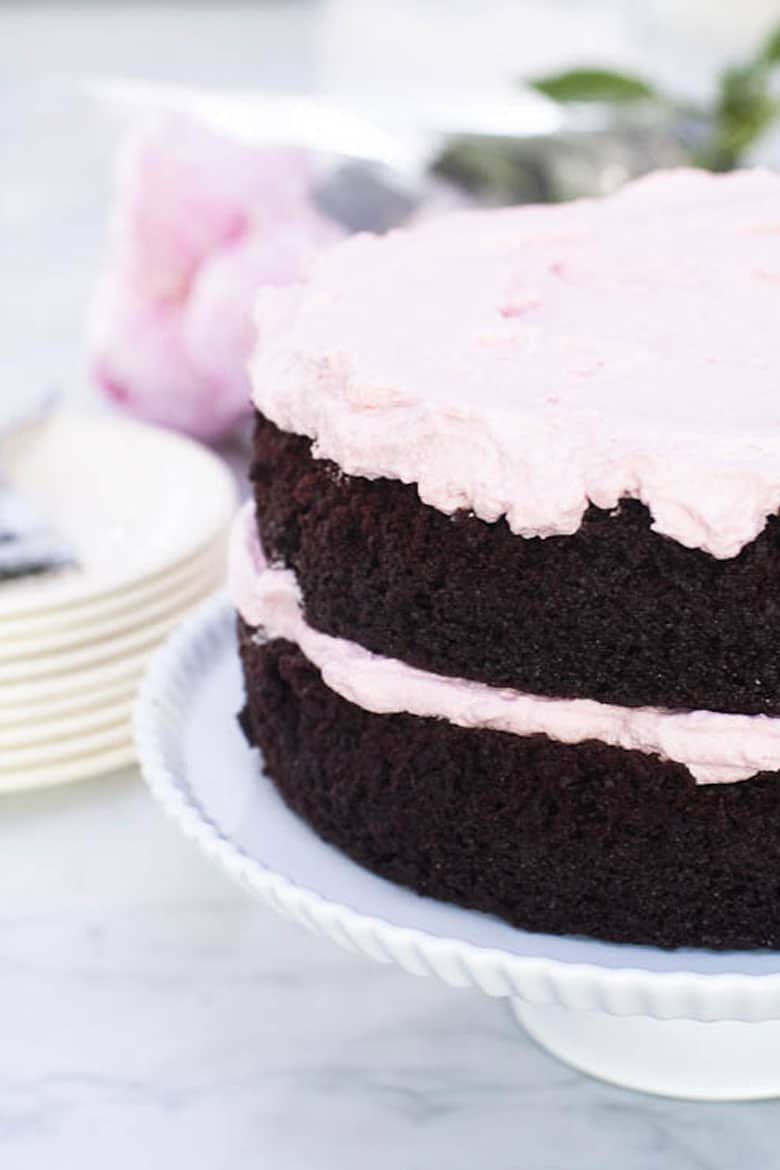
[250,168,780,558]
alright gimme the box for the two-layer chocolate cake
[231,168,780,949]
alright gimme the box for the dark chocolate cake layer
[251,411,780,717]
[239,626,780,951]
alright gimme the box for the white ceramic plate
[0,412,235,618]
[0,533,227,641]
[135,597,780,1101]
[1,719,129,770]
[0,610,193,685]
[0,559,222,730]
[0,742,135,792]
[0,697,133,750]
[0,561,223,662]
[0,649,151,708]
[0,570,222,790]
[0,675,137,729]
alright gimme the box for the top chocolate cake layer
[251,412,780,717]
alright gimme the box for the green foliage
[697,61,779,171]
[760,25,780,65]
[530,23,780,172]
[530,68,657,105]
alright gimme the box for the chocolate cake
[231,168,780,949]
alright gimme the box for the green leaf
[760,24,780,65]
[697,61,780,170]
[717,63,769,120]
[529,68,658,105]
[696,27,780,170]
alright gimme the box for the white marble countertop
[4,3,780,1164]
[6,771,780,1169]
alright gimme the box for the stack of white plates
[0,412,236,792]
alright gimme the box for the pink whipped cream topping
[230,503,780,785]
[250,168,780,559]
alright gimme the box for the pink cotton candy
[89,113,342,442]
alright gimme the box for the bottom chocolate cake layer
[238,625,780,950]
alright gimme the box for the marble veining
[0,772,778,1169]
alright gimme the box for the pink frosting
[250,168,780,558]
[230,503,780,785]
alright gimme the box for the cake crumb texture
[251,412,780,717]
[239,628,780,951]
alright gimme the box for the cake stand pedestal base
[512,999,780,1100]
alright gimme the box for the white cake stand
[135,596,780,1101]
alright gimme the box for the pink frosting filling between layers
[230,503,780,786]
[250,168,780,559]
